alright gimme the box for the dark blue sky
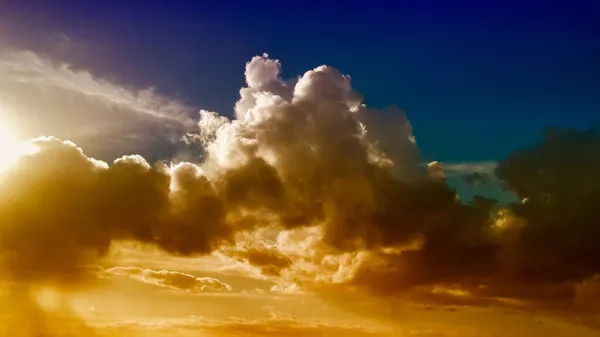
[2,0,599,163]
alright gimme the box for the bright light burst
[0,122,20,172]
[0,117,36,173]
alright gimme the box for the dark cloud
[221,241,294,277]
[575,276,600,313]
[319,127,600,312]
[0,137,227,286]
[1,53,484,295]
[495,127,600,282]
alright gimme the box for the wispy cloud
[0,48,197,160]
[105,266,232,293]
[442,161,497,176]
[0,49,195,124]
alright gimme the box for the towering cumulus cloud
[0,53,599,326]
[0,53,487,288]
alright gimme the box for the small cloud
[430,285,472,297]
[442,161,497,177]
[463,171,493,186]
[219,241,294,277]
[271,281,305,295]
[105,266,232,293]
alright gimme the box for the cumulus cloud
[341,126,600,308]
[105,266,231,293]
[0,136,241,288]
[195,53,468,255]
[211,123,600,317]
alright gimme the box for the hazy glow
[34,287,62,311]
[0,122,20,172]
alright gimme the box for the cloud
[1,52,600,331]
[0,52,491,311]
[94,305,600,337]
[0,48,196,161]
[574,276,600,323]
[495,127,600,283]
[0,49,193,124]
[332,126,600,311]
[436,161,500,188]
[102,311,391,337]
[442,161,498,175]
[0,137,230,287]
[104,266,231,293]
[195,53,471,255]
[222,245,293,277]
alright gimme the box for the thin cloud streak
[0,49,196,126]
[0,48,199,161]
[105,266,232,293]
[442,161,497,176]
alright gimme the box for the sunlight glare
[0,120,36,173]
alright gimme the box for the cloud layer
[102,312,390,337]
[1,52,600,335]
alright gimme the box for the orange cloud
[105,266,232,293]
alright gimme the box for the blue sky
[2,0,599,164]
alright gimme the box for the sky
[0,1,600,336]
[2,0,599,162]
